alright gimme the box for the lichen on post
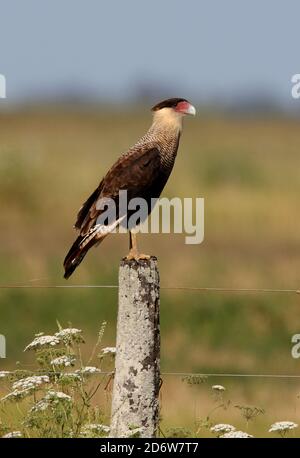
[110,256,160,438]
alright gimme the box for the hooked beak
[176,101,196,116]
[185,103,196,116]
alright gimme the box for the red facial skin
[175,101,191,114]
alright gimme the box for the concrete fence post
[110,256,160,438]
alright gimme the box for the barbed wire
[161,372,300,379]
[10,369,300,380]
[0,283,299,294]
[1,282,299,379]
[163,287,300,294]
[0,284,118,289]
[2,277,299,384]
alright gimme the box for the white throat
[150,107,183,134]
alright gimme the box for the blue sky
[0,0,299,106]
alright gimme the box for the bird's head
[151,98,196,130]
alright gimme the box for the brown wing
[75,147,162,235]
[74,179,103,230]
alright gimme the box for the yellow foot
[137,253,151,260]
[125,250,151,261]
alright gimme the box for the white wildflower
[45,390,72,402]
[221,430,253,438]
[24,335,60,351]
[12,375,49,391]
[212,385,225,392]
[76,366,101,376]
[2,431,22,438]
[211,424,236,435]
[101,347,116,355]
[50,355,75,367]
[1,376,49,402]
[59,372,82,383]
[269,421,298,434]
[30,390,72,413]
[30,399,49,413]
[0,371,10,379]
[80,424,110,436]
[55,328,82,341]
[1,388,33,402]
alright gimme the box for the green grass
[1,107,300,435]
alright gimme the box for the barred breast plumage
[63,97,195,278]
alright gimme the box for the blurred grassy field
[1,106,300,436]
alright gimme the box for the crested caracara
[63,98,196,278]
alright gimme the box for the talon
[125,250,150,261]
[125,253,136,261]
[126,231,150,261]
[138,253,151,260]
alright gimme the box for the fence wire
[13,370,300,380]
[0,283,299,294]
[1,278,299,381]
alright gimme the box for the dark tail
[63,232,106,279]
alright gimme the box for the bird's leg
[126,231,150,260]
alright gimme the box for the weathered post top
[110,256,160,438]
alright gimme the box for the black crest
[151,98,188,111]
